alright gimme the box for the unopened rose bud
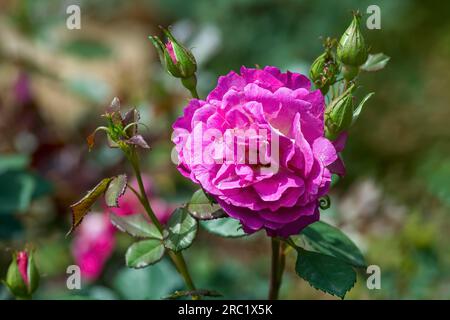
[310,51,339,94]
[149,27,197,80]
[341,65,360,82]
[337,13,368,77]
[5,250,39,299]
[325,85,355,140]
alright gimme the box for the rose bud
[325,84,355,140]
[5,250,40,299]
[149,27,197,80]
[337,13,368,79]
[310,51,339,95]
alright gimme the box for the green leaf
[110,213,162,239]
[0,171,35,214]
[0,155,51,213]
[30,173,53,199]
[0,154,29,174]
[361,53,390,72]
[201,217,246,238]
[105,174,127,207]
[113,260,181,299]
[352,92,374,125]
[297,221,366,268]
[164,207,198,252]
[295,248,356,299]
[125,239,165,269]
[187,189,226,220]
[68,177,113,234]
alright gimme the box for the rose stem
[189,88,199,99]
[127,148,199,299]
[268,237,286,300]
[189,87,199,99]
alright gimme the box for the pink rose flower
[172,66,344,237]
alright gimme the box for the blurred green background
[0,0,449,299]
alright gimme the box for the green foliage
[0,171,36,214]
[0,155,51,239]
[0,155,51,215]
[164,207,198,252]
[295,248,356,299]
[110,213,162,239]
[297,221,366,268]
[114,260,182,299]
[105,174,128,207]
[290,220,365,298]
[352,92,374,125]
[187,189,225,220]
[201,217,247,238]
[0,154,29,173]
[361,53,390,72]
[125,239,166,269]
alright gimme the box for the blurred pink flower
[72,177,173,281]
[71,213,115,281]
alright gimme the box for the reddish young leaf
[68,177,113,235]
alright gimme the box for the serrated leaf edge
[105,174,128,208]
[295,249,357,299]
[125,240,165,269]
[110,213,163,240]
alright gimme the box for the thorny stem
[268,237,286,300]
[128,151,164,230]
[126,148,198,299]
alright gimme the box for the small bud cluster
[308,11,388,141]
[87,97,149,153]
[310,39,339,95]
